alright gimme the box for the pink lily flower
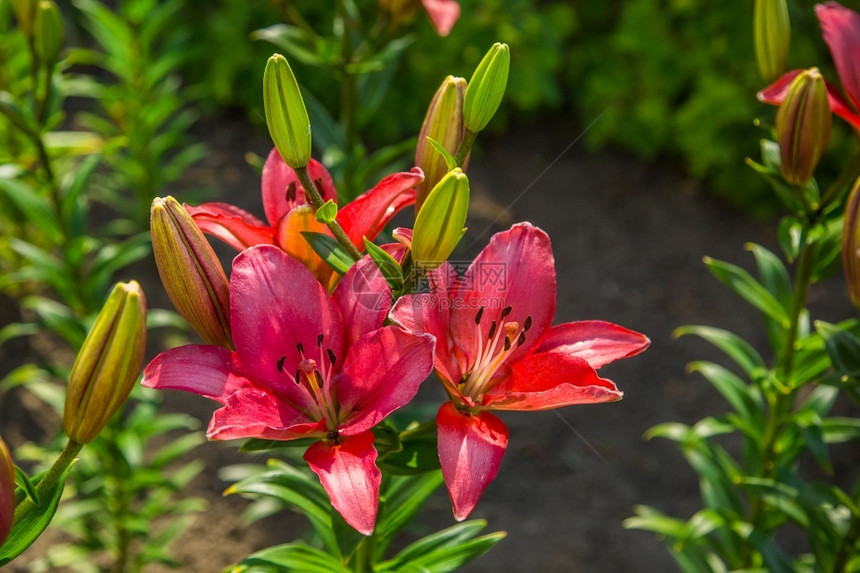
[758,2,860,132]
[142,245,435,534]
[186,148,423,288]
[389,223,649,520]
[421,0,460,36]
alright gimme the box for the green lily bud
[11,0,38,35]
[151,197,232,348]
[34,0,63,64]
[63,281,147,444]
[776,68,831,186]
[842,177,860,309]
[416,75,466,212]
[754,0,790,83]
[0,435,14,549]
[412,168,470,270]
[463,43,510,133]
[263,53,311,169]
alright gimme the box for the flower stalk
[295,165,363,261]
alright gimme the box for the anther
[276,356,286,373]
[317,334,324,346]
[285,182,297,202]
[523,316,533,331]
[501,305,512,318]
[517,331,527,346]
[314,369,324,387]
[475,306,485,325]
[488,320,497,339]
[326,348,336,365]
[504,337,512,351]
[296,343,304,354]
[294,369,300,384]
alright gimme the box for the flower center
[276,335,340,429]
[460,305,532,399]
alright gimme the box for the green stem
[14,439,82,520]
[453,128,477,168]
[352,534,374,573]
[295,165,363,260]
[36,61,53,125]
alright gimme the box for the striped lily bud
[263,54,312,169]
[776,68,831,186]
[412,168,469,269]
[754,0,790,82]
[463,43,510,133]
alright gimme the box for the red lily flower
[186,148,423,288]
[142,245,435,534]
[389,223,649,520]
[421,0,460,36]
[758,2,860,132]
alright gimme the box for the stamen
[523,316,533,331]
[294,369,300,384]
[475,306,485,325]
[504,337,512,351]
[517,331,526,346]
[488,320,497,340]
[286,182,297,202]
[296,343,304,354]
[276,356,286,373]
[317,334,324,346]
[501,305,512,318]
[314,369,324,388]
[326,348,337,365]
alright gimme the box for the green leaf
[363,238,403,291]
[314,200,338,224]
[377,434,441,475]
[374,472,445,561]
[0,464,75,565]
[239,438,319,452]
[377,520,505,573]
[745,243,791,310]
[816,320,860,375]
[330,510,364,560]
[0,180,63,244]
[703,257,790,328]
[301,232,355,275]
[624,505,691,538]
[13,467,39,506]
[777,216,803,262]
[252,24,327,67]
[426,136,458,171]
[810,217,843,283]
[795,410,831,474]
[686,361,762,433]
[674,325,765,376]
[821,417,860,443]
[230,543,347,573]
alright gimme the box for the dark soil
[3,116,854,572]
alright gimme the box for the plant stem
[353,534,374,573]
[295,165,363,260]
[336,0,359,200]
[454,128,477,168]
[14,439,82,521]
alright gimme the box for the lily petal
[534,320,651,369]
[186,202,274,250]
[421,0,460,36]
[208,387,325,441]
[262,150,337,225]
[483,353,622,411]
[436,402,508,521]
[141,344,251,404]
[304,431,381,535]
[337,168,423,249]
[336,326,435,435]
[229,245,344,403]
[334,248,403,346]
[274,204,334,286]
[450,223,556,369]
[758,69,860,131]
[816,2,860,110]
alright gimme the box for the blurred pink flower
[390,223,649,520]
[143,245,434,534]
[758,2,860,131]
[421,0,460,36]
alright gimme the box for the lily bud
[151,197,232,348]
[463,43,510,133]
[842,177,860,309]
[412,168,469,269]
[776,68,831,186]
[415,75,466,212]
[263,53,312,169]
[0,435,14,549]
[64,281,147,444]
[11,0,38,35]
[34,0,63,64]
[754,0,790,83]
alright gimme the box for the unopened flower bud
[11,0,38,35]
[0,435,14,549]
[776,68,831,186]
[412,168,469,269]
[151,197,232,348]
[64,282,147,444]
[263,53,311,169]
[34,0,63,64]
[842,177,860,309]
[416,75,466,212]
[463,43,509,133]
[754,0,790,82]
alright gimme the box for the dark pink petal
[261,149,337,225]
[758,70,860,131]
[336,326,435,435]
[333,249,401,346]
[141,345,251,404]
[186,202,274,251]
[304,431,381,535]
[389,262,464,385]
[229,246,344,405]
[208,387,325,440]
[421,0,460,36]
[449,223,556,370]
[337,168,424,249]
[817,2,860,110]
[483,353,622,411]
[533,321,650,369]
[436,402,508,521]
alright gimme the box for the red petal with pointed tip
[483,353,622,411]
[229,246,344,405]
[142,345,251,404]
[336,326,435,435]
[421,0,460,36]
[437,402,508,521]
[273,204,335,286]
[817,2,860,110]
[337,168,423,249]
[208,387,325,441]
[533,320,650,369]
[186,202,274,251]
[262,150,337,225]
[758,70,860,132]
[304,431,381,535]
